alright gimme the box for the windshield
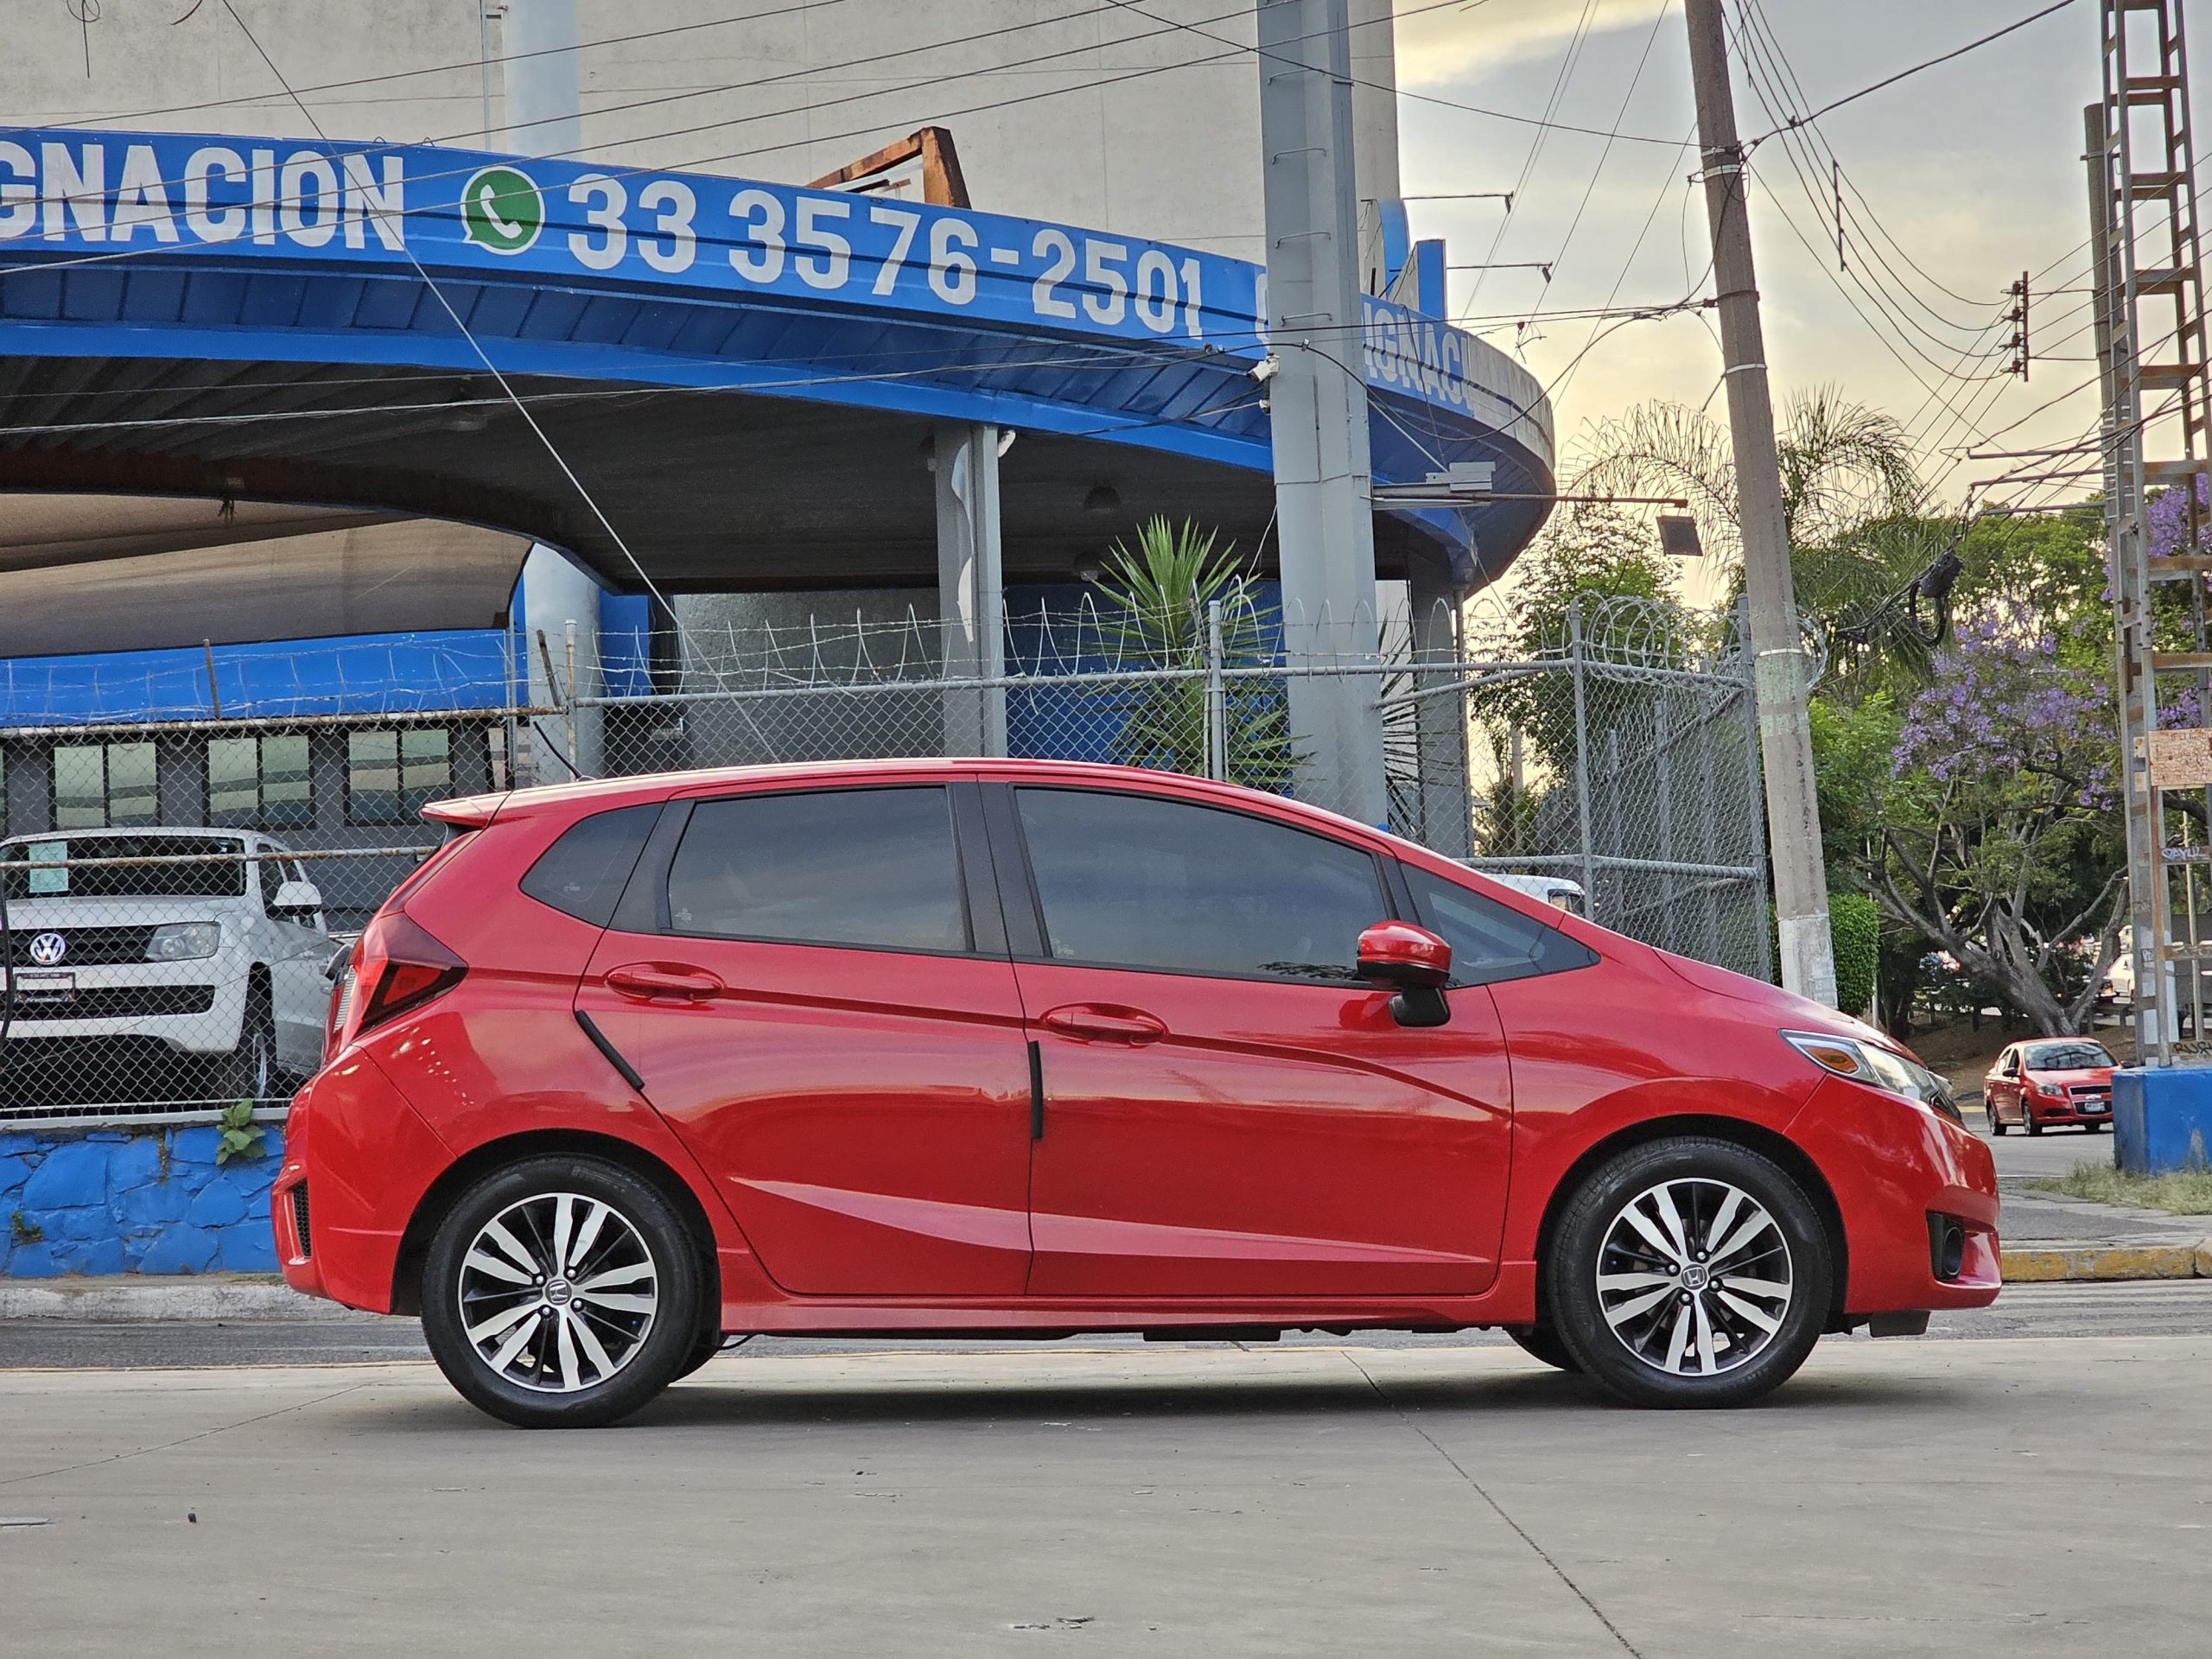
[2,835,250,899]
[2024,1041,2113,1071]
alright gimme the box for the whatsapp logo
[460,165,544,255]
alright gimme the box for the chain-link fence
[0,594,1767,1127]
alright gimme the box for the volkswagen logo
[26,931,66,967]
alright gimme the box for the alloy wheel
[455,1192,659,1395]
[1594,1177,1795,1377]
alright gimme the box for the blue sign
[0,127,1548,454]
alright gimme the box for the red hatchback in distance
[274,760,1999,1427]
[1983,1039,2118,1135]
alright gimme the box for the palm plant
[1574,386,1937,679]
[1092,517,1299,791]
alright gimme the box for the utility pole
[1682,0,1837,1005]
[1257,0,1388,826]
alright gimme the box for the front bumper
[2024,1095,2110,1126]
[0,959,246,1053]
[1790,1077,2001,1315]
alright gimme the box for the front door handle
[606,963,724,1002]
[1039,1004,1167,1045]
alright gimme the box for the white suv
[1,829,339,1103]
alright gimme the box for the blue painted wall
[1,1122,282,1276]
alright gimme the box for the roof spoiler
[421,791,507,832]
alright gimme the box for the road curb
[0,1276,377,1323]
[2000,1242,2212,1282]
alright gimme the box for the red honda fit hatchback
[274,760,1999,1427]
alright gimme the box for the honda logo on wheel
[27,931,67,966]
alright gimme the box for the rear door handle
[1039,1004,1167,1045]
[606,963,724,1002]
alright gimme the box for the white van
[1483,872,1588,916]
[2,829,339,1102]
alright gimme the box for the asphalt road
[2,1324,2208,1656]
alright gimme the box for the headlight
[1782,1029,1963,1125]
[146,922,219,962]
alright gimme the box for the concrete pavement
[0,1332,2207,1656]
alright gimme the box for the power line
[1746,0,2082,139]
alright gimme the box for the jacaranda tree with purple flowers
[1872,602,2125,1033]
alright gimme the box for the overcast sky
[1391,0,2158,523]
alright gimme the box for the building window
[53,741,159,830]
[207,734,314,830]
[347,728,451,824]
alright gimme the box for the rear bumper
[1791,1080,2001,1315]
[275,1053,453,1313]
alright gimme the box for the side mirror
[1357,921,1452,1027]
[272,878,323,919]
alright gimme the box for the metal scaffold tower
[2092,0,2212,1064]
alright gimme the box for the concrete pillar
[501,0,582,160]
[1408,553,1471,858]
[1259,0,1388,824]
[520,545,602,779]
[934,421,1007,758]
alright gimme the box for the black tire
[1504,1324,1582,1373]
[420,1154,703,1429]
[1546,1135,1832,1409]
[2024,1109,2044,1137]
[1988,1107,2007,1137]
[674,1327,725,1381]
[213,985,279,1104]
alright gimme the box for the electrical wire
[1457,0,1603,315]
[1745,0,2082,141]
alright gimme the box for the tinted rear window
[664,788,969,953]
[520,804,659,925]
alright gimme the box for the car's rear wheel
[421,1155,702,1429]
[1989,1104,2007,1136]
[1504,1324,1581,1373]
[1546,1136,1831,1409]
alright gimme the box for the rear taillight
[348,911,466,1042]
[322,962,358,1064]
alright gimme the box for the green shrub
[1829,892,1880,1016]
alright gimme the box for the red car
[1983,1039,2117,1135]
[272,760,1999,1427]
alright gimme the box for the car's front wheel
[1504,1324,1581,1373]
[212,985,279,1104]
[421,1155,702,1428]
[1546,1136,1832,1409]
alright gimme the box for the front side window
[53,741,158,830]
[1402,866,1599,988]
[348,729,452,824]
[1014,788,1384,983]
[664,787,969,953]
[208,734,313,829]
